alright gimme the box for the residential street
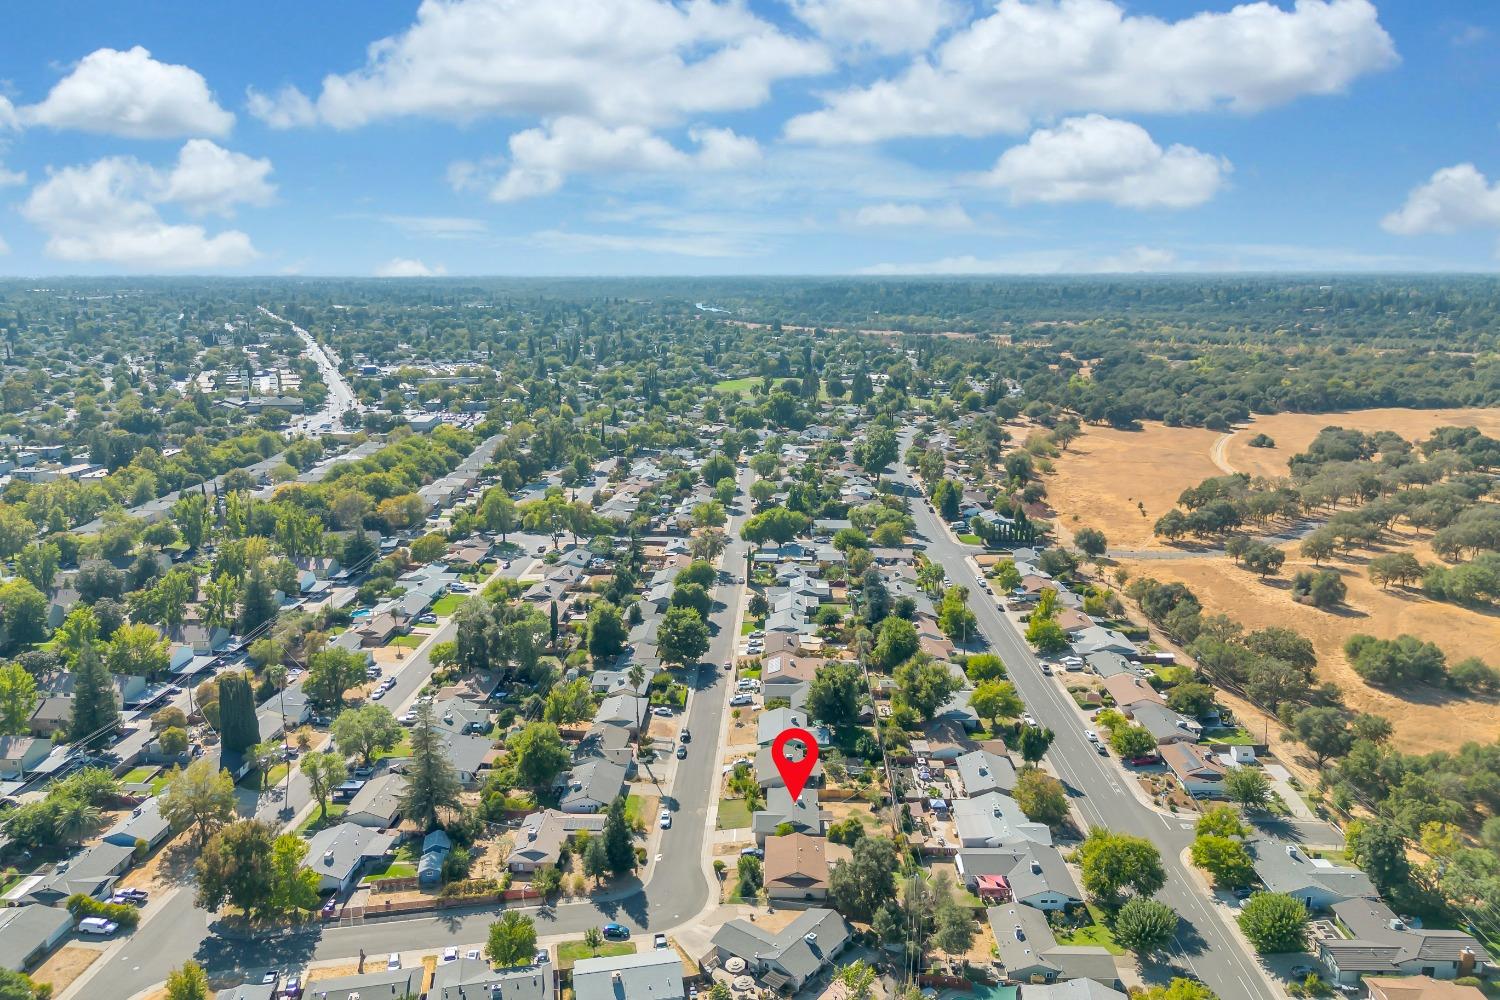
[890,444,1281,1000]
[94,467,751,999]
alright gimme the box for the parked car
[659,810,672,829]
[1095,743,1109,756]
[730,694,753,707]
[466,949,482,962]
[1039,663,1053,675]
[602,923,630,940]
[386,953,402,971]
[400,711,417,724]
[417,613,438,624]
[78,917,119,936]
[1084,730,1099,743]
[1021,713,1037,726]
[652,706,673,717]
[110,888,149,905]
[371,687,387,700]
[739,846,763,858]
[260,970,280,987]
[1126,754,1162,767]
[441,947,458,964]
[654,933,668,950]
[680,728,691,742]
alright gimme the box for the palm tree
[583,927,604,956]
[54,797,102,845]
[628,662,647,745]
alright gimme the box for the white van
[78,917,119,936]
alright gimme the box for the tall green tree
[657,605,709,667]
[302,751,347,821]
[217,673,259,755]
[69,641,119,746]
[398,700,462,830]
[603,795,636,875]
[0,663,39,735]
[1078,828,1166,908]
[164,960,211,1000]
[331,704,402,764]
[196,819,275,914]
[509,721,571,792]
[486,911,538,967]
[1238,893,1309,953]
[1113,897,1177,957]
[160,757,237,848]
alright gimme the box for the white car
[371,687,386,700]
[1085,730,1099,743]
[78,917,118,936]
[1021,713,1037,726]
[466,948,482,962]
[386,954,402,971]
[730,694,754,707]
[400,711,417,724]
[659,813,672,829]
[652,706,673,717]
[441,947,459,964]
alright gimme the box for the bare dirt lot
[1047,422,1226,551]
[31,944,104,995]
[1221,407,1500,480]
[1119,530,1500,753]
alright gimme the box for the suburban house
[763,832,832,902]
[987,904,1120,987]
[955,748,1019,797]
[101,798,173,853]
[433,697,491,736]
[574,951,684,1000]
[343,772,406,829]
[1159,742,1229,798]
[0,905,72,973]
[752,787,826,844]
[279,967,423,1000]
[754,744,824,791]
[710,908,850,993]
[507,810,606,873]
[1320,898,1491,986]
[1249,840,1377,911]
[1363,976,1487,1000]
[432,958,553,1000]
[21,842,135,906]
[560,758,627,814]
[0,735,52,779]
[1021,980,1128,1000]
[1101,675,1165,712]
[1128,702,1203,745]
[954,791,1053,849]
[300,823,396,894]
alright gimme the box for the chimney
[1460,948,1477,977]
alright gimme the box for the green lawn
[957,533,983,545]
[716,798,754,830]
[432,594,465,616]
[1055,904,1126,955]
[360,861,417,884]
[296,803,347,837]
[712,377,762,395]
[373,734,412,761]
[391,634,424,649]
[1204,727,1256,745]
[121,766,157,784]
[556,939,634,969]
[149,773,172,797]
[624,792,658,830]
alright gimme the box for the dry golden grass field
[1047,422,1225,551]
[1048,409,1500,753]
[1222,407,1500,481]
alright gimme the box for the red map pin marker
[771,727,819,802]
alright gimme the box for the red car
[1126,754,1162,767]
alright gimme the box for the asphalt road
[889,444,1275,1000]
[101,470,750,997]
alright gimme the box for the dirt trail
[1209,432,1237,474]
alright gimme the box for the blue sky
[0,0,1497,276]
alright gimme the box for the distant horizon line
[1,270,1498,281]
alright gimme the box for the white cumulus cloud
[982,115,1229,209]
[20,142,270,269]
[1382,164,1500,236]
[464,117,760,202]
[860,245,1178,274]
[846,202,973,228]
[786,0,1396,143]
[23,46,234,139]
[249,0,828,130]
[789,0,962,54]
[375,258,447,277]
[158,139,275,216]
